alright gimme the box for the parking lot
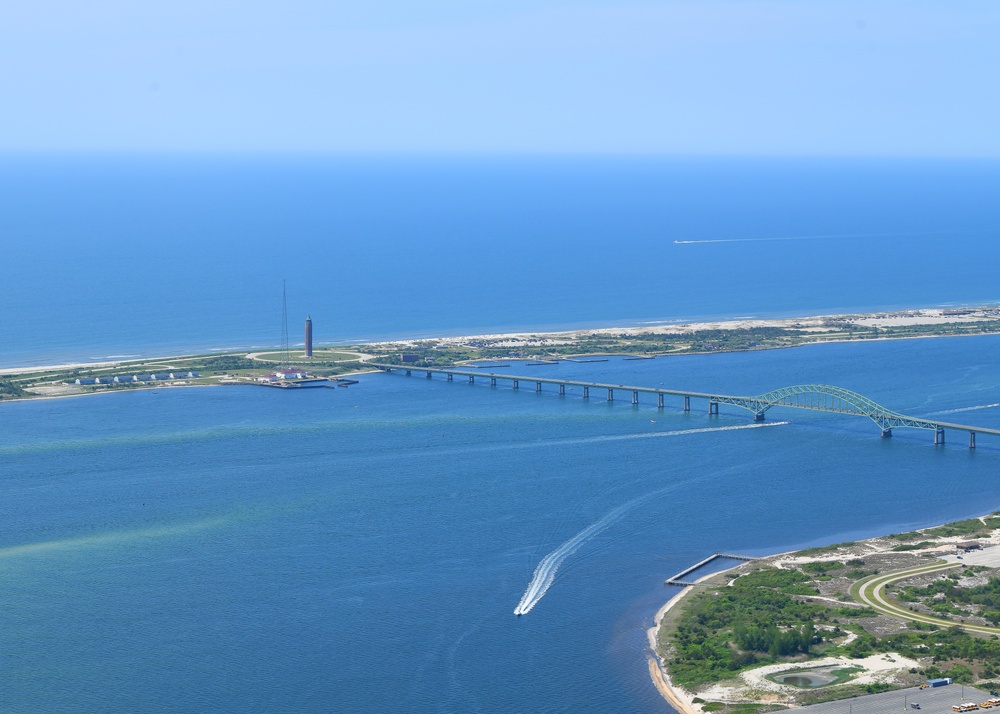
[798,685,994,714]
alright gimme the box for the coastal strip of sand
[4,306,1000,404]
[365,305,1000,351]
[648,583,701,714]
[4,306,998,377]
[647,569,732,714]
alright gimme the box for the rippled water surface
[4,336,1000,712]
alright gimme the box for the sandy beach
[647,583,703,714]
[367,306,1000,351]
[5,306,998,378]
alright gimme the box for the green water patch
[769,665,863,688]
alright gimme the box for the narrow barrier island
[652,515,1000,714]
[4,306,1000,401]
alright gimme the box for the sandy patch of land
[739,654,921,697]
[648,583,703,714]
[367,306,1000,351]
[5,306,998,377]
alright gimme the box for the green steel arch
[712,383,940,433]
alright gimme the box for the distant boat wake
[673,229,988,245]
[930,403,1000,415]
[513,422,787,616]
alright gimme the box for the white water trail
[519,421,789,451]
[514,496,645,616]
[930,403,1000,415]
[672,229,986,246]
[512,422,788,616]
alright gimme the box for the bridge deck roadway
[370,363,731,399]
[369,364,1000,438]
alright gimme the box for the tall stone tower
[304,315,313,358]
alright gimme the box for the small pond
[771,669,845,688]
[776,674,833,688]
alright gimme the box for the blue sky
[2,1,998,156]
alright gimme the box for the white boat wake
[513,494,646,616]
[930,403,1000,415]
[672,229,976,245]
[513,421,788,616]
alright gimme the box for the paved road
[851,557,1000,636]
[798,685,994,714]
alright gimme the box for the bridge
[370,363,1000,448]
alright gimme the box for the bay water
[2,157,1000,712]
[3,336,1000,712]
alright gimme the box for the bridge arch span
[714,383,937,434]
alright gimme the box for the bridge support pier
[881,428,892,438]
[970,431,976,449]
[607,388,614,401]
[468,375,474,384]
[632,390,639,405]
[582,386,589,399]
[405,369,411,376]
[708,400,719,415]
[559,384,565,396]
[426,371,432,379]
[683,395,690,412]
[447,373,453,381]
[935,428,945,445]
[535,381,542,393]
[657,393,664,409]
[490,377,496,387]
[754,412,765,422]
[512,379,518,390]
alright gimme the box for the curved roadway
[851,560,1000,635]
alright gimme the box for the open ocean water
[0,156,999,366]
[2,157,1000,712]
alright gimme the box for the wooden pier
[664,552,761,586]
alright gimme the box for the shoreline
[4,305,1000,377]
[647,580,709,714]
[0,368,382,405]
[366,305,1000,351]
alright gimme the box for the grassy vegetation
[892,531,929,542]
[249,350,361,362]
[661,514,1000,704]
[662,568,837,688]
[925,518,1000,538]
[795,542,857,557]
[892,541,937,552]
[664,567,1000,692]
[0,378,26,399]
[360,316,1000,367]
[896,575,1000,626]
